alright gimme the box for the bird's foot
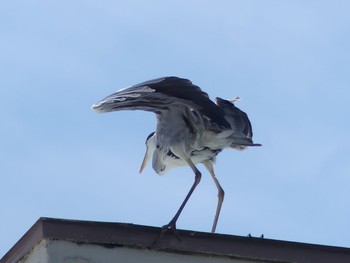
[152,220,182,245]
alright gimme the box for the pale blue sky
[1,0,350,257]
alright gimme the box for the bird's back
[140,77,232,130]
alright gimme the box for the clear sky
[1,0,350,257]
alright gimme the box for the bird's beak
[139,146,151,174]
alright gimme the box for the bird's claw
[152,221,182,245]
[163,220,176,231]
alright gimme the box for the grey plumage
[92,76,261,233]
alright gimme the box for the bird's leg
[203,160,225,233]
[153,158,202,244]
[166,162,202,228]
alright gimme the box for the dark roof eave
[1,217,350,263]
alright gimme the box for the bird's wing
[92,77,231,129]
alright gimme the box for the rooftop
[1,218,350,263]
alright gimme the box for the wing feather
[92,77,230,129]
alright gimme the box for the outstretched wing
[92,76,230,129]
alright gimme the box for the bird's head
[139,132,157,174]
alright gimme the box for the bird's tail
[230,139,262,150]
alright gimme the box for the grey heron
[92,76,261,234]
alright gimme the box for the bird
[92,76,261,234]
